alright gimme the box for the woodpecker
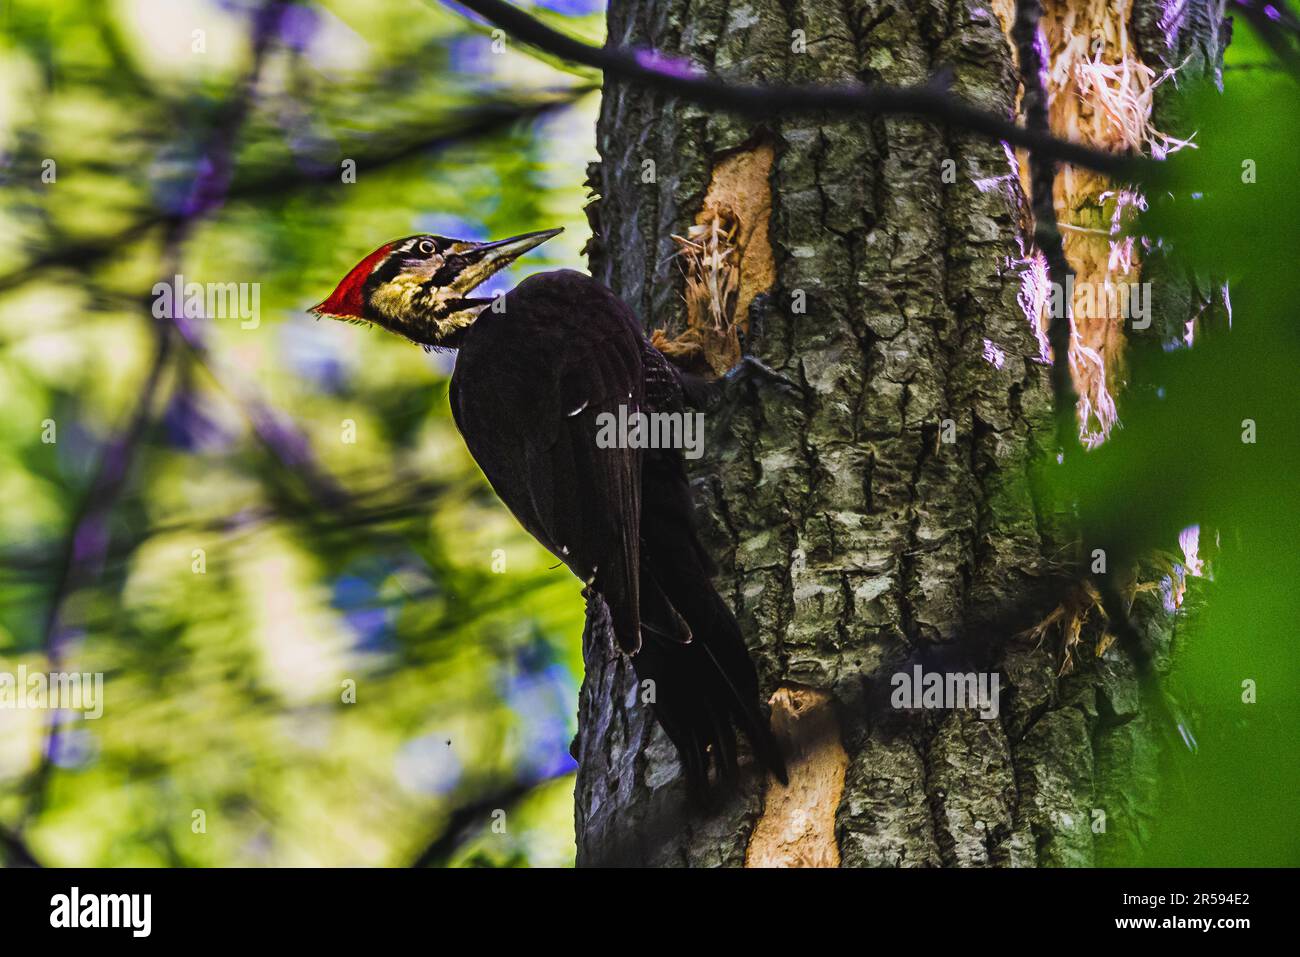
[313,229,787,793]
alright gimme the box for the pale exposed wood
[744,685,847,869]
[702,142,777,334]
[653,141,776,377]
[1034,0,1186,445]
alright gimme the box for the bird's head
[310,227,562,347]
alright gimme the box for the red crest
[311,242,396,318]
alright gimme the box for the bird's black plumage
[450,269,786,791]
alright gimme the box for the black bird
[312,228,787,793]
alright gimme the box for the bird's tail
[633,563,788,795]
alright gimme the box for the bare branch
[446,0,1150,178]
[1233,0,1300,80]
[22,312,176,822]
[409,774,563,867]
[0,823,44,868]
[0,91,589,299]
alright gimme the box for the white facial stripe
[362,236,520,345]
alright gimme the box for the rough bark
[576,0,1218,867]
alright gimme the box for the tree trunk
[576,0,1223,867]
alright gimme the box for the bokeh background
[1,0,1295,867]
[0,0,605,867]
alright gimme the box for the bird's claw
[722,355,805,401]
[707,356,803,434]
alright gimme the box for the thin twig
[1233,0,1300,80]
[0,92,589,298]
[0,821,44,867]
[445,0,1151,178]
[410,774,561,867]
[1235,0,1300,33]
[22,304,176,822]
[230,90,592,200]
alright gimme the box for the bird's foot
[698,355,806,437]
[722,354,804,400]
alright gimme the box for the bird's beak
[453,227,563,294]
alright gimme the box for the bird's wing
[450,272,646,653]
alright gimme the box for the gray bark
[575,0,1220,867]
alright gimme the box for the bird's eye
[418,239,436,256]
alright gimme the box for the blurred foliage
[0,0,604,866]
[1059,30,1299,863]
